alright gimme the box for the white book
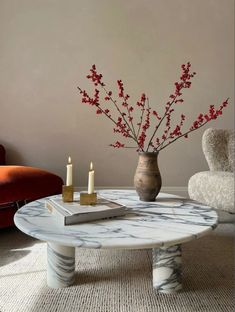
[46,196,126,226]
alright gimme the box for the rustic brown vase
[134,152,162,202]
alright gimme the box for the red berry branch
[77,63,229,152]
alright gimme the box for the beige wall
[0,0,234,188]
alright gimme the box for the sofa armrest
[0,145,6,165]
[202,128,234,172]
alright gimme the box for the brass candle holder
[62,185,74,202]
[80,192,97,205]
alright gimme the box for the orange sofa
[0,145,63,228]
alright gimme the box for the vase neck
[138,152,159,157]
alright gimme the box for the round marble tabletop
[14,189,218,249]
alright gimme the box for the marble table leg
[47,242,75,288]
[152,244,182,294]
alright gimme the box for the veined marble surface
[14,190,218,249]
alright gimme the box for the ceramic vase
[134,152,162,201]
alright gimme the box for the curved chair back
[202,128,234,172]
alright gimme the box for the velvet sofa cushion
[0,204,16,229]
[0,166,63,204]
[0,145,6,165]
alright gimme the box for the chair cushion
[188,171,234,213]
[0,166,63,204]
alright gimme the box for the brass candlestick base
[62,185,74,202]
[80,192,97,205]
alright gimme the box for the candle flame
[90,162,93,171]
[68,156,72,164]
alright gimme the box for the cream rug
[0,224,234,312]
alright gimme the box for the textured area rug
[0,224,234,312]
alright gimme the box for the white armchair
[188,128,234,221]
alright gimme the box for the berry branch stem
[157,121,207,152]
[77,86,137,142]
[136,99,147,138]
[146,96,178,151]
[101,85,139,143]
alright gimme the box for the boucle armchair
[188,128,234,217]
[0,144,63,228]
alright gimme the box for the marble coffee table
[14,189,218,294]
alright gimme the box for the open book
[46,196,126,225]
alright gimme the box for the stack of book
[46,196,126,226]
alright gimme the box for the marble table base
[46,243,182,292]
[152,244,182,294]
[47,242,75,288]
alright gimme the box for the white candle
[66,156,73,186]
[88,162,94,194]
